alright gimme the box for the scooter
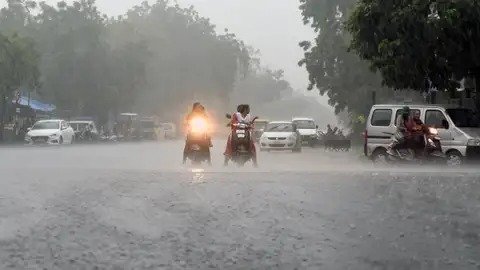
[385,126,446,164]
[185,117,211,165]
[226,114,257,167]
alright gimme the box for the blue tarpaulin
[14,96,56,112]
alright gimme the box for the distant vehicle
[292,117,319,147]
[259,121,302,152]
[25,120,75,145]
[365,104,480,166]
[69,120,99,142]
[253,119,269,142]
[140,118,157,140]
[160,123,177,139]
[117,113,142,140]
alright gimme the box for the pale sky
[2,0,327,103]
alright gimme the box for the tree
[347,0,480,105]
[0,33,39,141]
[298,0,392,121]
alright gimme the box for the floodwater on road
[0,140,479,269]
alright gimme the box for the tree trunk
[475,73,480,113]
[0,94,6,143]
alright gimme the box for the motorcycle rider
[183,102,212,164]
[387,106,415,156]
[224,104,258,167]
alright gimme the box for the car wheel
[446,150,463,167]
[372,148,388,164]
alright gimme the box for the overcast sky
[2,0,328,103]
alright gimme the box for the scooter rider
[387,106,415,156]
[183,102,211,164]
[224,104,258,167]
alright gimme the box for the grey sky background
[2,0,329,105]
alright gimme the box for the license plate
[237,134,245,138]
[191,144,201,151]
[270,144,285,147]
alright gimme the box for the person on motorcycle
[224,104,258,167]
[387,106,415,156]
[183,102,212,164]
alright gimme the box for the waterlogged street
[1,141,480,269]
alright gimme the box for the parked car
[160,123,177,139]
[292,117,319,147]
[69,120,99,141]
[25,119,75,145]
[259,121,301,152]
[365,104,480,166]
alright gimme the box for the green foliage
[0,32,39,95]
[0,0,252,123]
[299,0,391,118]
[347,0,480,93]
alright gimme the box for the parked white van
[365,104,480,166]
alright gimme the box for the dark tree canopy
[347,0,480,93]
[299,0,391,118]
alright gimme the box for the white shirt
[234,112,253,123]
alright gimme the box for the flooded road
[0,141,479,269]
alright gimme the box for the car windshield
[293,120,315,129]
[446,109,479,128]
[32,121,59,130]
[265,123,294,132]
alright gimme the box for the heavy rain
[1,0,480,269]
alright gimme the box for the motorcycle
[226,114,257,167]
[385,126,446,164]
[185,117,211,165]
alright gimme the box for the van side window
[371,109,392,126]
[425,110,448,129]
[394,109,420,126]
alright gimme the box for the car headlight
[25,134,31,141]
[468,139,480,146]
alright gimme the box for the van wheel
[372,148,388,164]
[446,150,463,167]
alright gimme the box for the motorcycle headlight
[468,139,480,146]
[428,127,438,135]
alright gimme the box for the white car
[292,117,319,146]
[259,121,302,152]
[25,120,75,145]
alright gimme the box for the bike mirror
[226,114,232,119]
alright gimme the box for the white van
[365,104,480,165]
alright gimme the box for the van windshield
[446,109,479,128]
